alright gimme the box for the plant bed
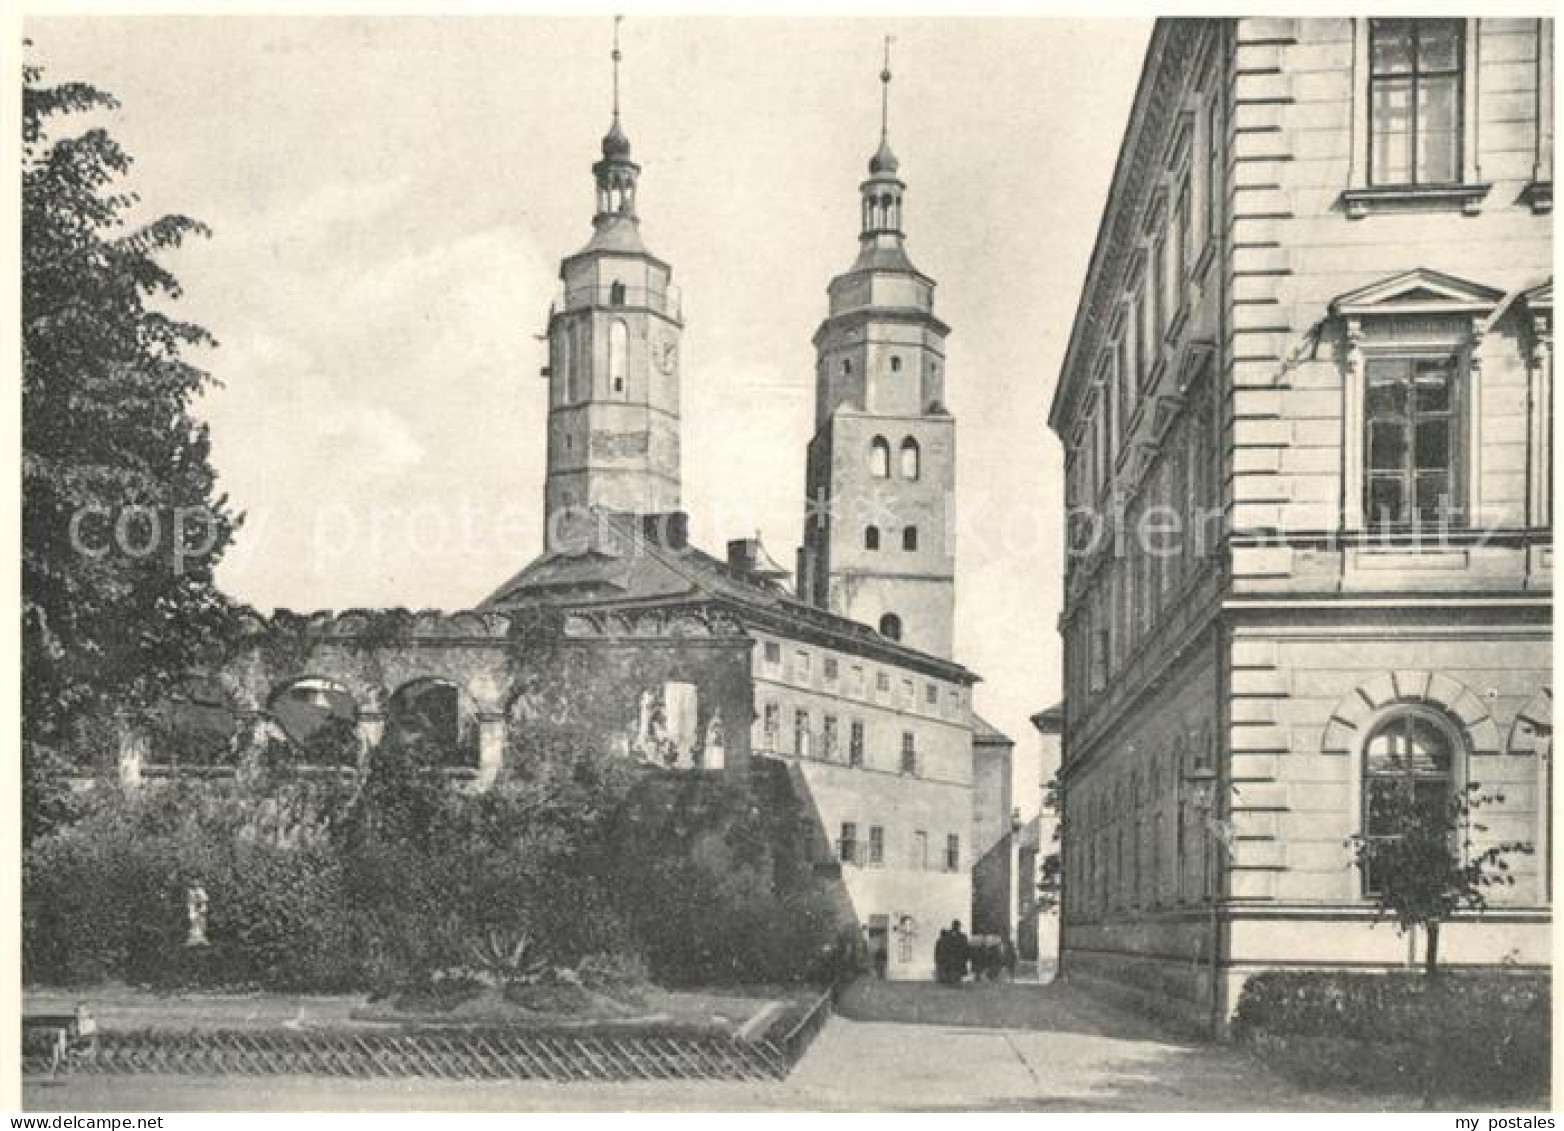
[1233,970,1551,1105]
[349,981,805,1039]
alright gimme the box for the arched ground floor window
[1361,706,1462,894]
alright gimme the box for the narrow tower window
[890,355,902,373]
[865,526,880,551]
[609,281,626,306]
[609,319,629,397]
[902,526,918,552]
[879,613,902,641]
[900,437,920,480]
[870,436,891,478]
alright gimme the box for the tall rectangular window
[1369,19,1464,186]
[849,720,865,768]
[945,834,961,873]
[763,702,780,747]
[794,650,811,680]
[793,709,810,757]
[839,822,859,866]
[1150,238,1167,348]
[913,830,928,869]
[1135,294,1150,386]
[900,732,917,776]
[763,640,781,665]
[1206,92,1222,245]
[1094,397,1111,491]
[822,714,839,760]
[868,825,885,867]
[1090,613,1109,693]
[1173,183,1190,309]
[824,657,839,682]
[1365,355,1462,526]
[798,818,816,864]
[1116,331,1134,443]
[1098,353,1117,462]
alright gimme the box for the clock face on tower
[655,335,678,375]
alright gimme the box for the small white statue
[185,883,209,948]
[703,710,727,771]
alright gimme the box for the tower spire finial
[866,36,900,179]
[880,35,893,142]
[612,14,623,120]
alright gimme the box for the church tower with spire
[798,43,956,658]
[542,19,683,551]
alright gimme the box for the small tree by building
[1345,783,1531,976]
[1036,773,1062,915]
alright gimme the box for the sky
[24,15,1151,814]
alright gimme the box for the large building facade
[1050,18,1552,1032]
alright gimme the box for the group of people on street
[934,920,1018,985]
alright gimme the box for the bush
[606,773,846,986]
[1233,970,1551,1102]
[24,736,847,997]
[23,781,362,991]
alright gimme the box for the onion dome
[869,136,900,176]
[602,115,632,160]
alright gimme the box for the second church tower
[798,49,956,659]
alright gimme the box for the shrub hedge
[24,751,846,996]
[1232,969,1551,1103]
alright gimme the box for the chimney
[727,538,760,574]
[640,511,689,550]
[726,532,792,588]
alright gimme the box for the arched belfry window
[900,437,920,480]
[879,613,902,641]
[609,319,629,397]
[865,526,880,551]
[869,436,891,478]
[1360,707,1461,893]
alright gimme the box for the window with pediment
[1332,268,1505,530]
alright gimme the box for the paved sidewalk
[788,980,1388,1112]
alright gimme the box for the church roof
[848,239,920,275]
[971,712,1013,746]
[1030,702,1065,734]
[484,511,978,685]
[574,214,650,258]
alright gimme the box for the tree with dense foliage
[22,51,237,839]
[1345,783,1530,976]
